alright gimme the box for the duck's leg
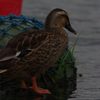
[30,76,51,94]
[21,80,27,88]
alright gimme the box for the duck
[0,8,77,94]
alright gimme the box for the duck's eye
[61,14,66,17]
[60,14,68,19]
[60,14,69,21]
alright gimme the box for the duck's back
[0,28,68,78]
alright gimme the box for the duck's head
[45,8,77,34]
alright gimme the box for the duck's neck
[45,21,61,31]
[44,20,53,31]
[44,14,58,31]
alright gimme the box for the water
[2,0,100,100]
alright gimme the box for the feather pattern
[0,30,47,61]
[0,8,77,79]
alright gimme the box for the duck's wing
[0,30,47,62]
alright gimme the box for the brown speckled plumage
[0,8,77,81]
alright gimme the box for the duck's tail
[0,61,9,74]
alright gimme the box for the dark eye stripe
[61,14,69,21]
[61,14,66,17]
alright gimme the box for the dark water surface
[10,0,100,100]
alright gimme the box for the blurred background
[22,0,100,99]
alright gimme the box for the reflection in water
[0,80,76,100]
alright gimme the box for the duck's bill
[65,24,77,34]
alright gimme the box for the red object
[0,0,22,16]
